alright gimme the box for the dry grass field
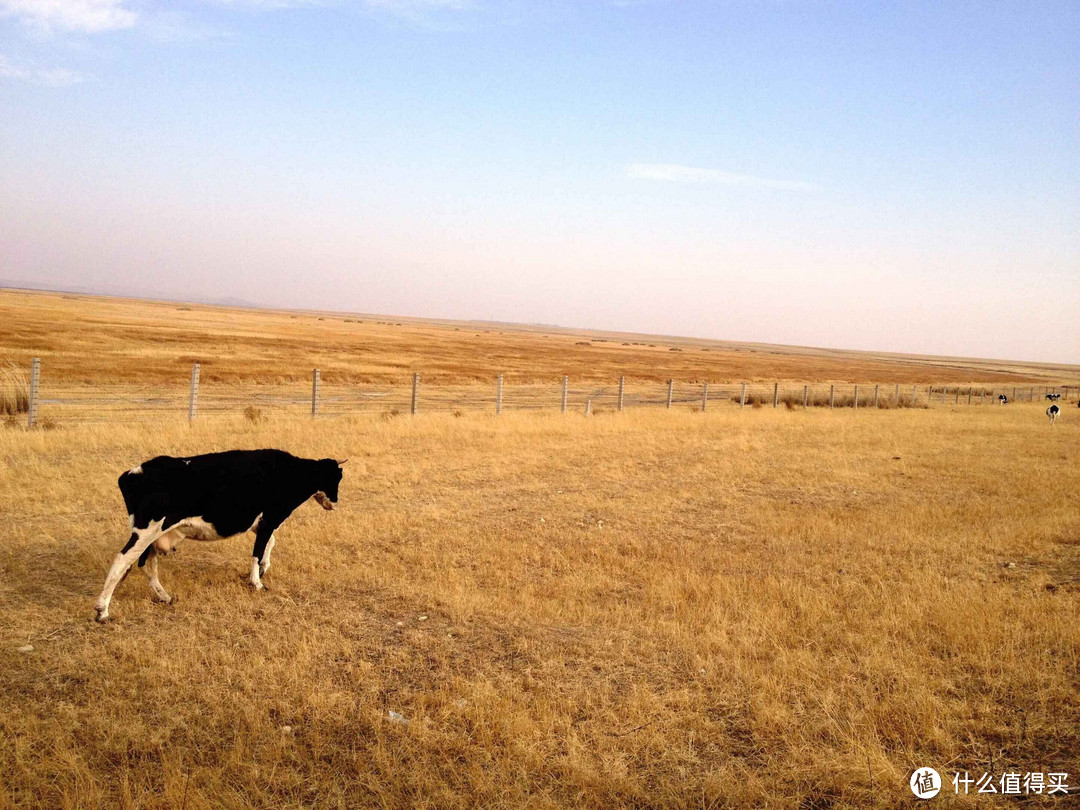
[2,288,1076,387]
[1,405,1078,808]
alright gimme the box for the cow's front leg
[94,518,165,622]
[250,523,278,590]
[259,533,277,577]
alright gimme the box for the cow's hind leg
[139,547,173,604]
[94,518,165,622]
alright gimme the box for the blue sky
[1,0,1077,363]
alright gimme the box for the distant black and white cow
[998,394,1008,405]
[1046,404,1060,425]
[93,449,344,622]
[1045,393,1061,401]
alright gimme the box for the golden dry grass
[0,365,29,418]
[3,288,1077,387]
[1,405,1077,808]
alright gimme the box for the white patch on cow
[128,465,142,475]
[249,512,263,533]
[171,516,223,542]
[249,557,264,590]
[183,459,191,465]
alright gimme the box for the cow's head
[313,458,346,511]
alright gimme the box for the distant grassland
[1,407,1077,808]
[2,288,1076,386]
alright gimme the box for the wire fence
[11,359,1079,427]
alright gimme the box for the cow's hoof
[93,610,110,623]
[151,594,175,605]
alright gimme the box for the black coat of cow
[94,449,344,621]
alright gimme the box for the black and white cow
[998,394,1008,405]
[1045,393,1061,401]
[1046,404,1060,425]
[94,449,344,622]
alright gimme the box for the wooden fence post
[773,382,779,408]
[954,387,959,405]
[829,385,835,408]
[894,384,899,405]
[967,388,972,405]
[1029,387,1033,402]
[740,383,747,408]
[618,376,625,412]
[666,379,674,409]
[561,376,568,413]
[188,363,200,423]
[702,382,709,412]
[411,373,419,415]
[585,399,591,417]
[496,374,503,415]
[311,368,320,416]
[803,385,808,407]
[853,384,859,410]
[27,357,40,428]
[873,384,879,408]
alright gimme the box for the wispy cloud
[627,163,815,192]
[0,0,135,33]
[0,53,89,84]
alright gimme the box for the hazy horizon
[2,1,1077,364]
[7,280,1079,372]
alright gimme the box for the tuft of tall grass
[0,364,29,416]
[243,405,266,424]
